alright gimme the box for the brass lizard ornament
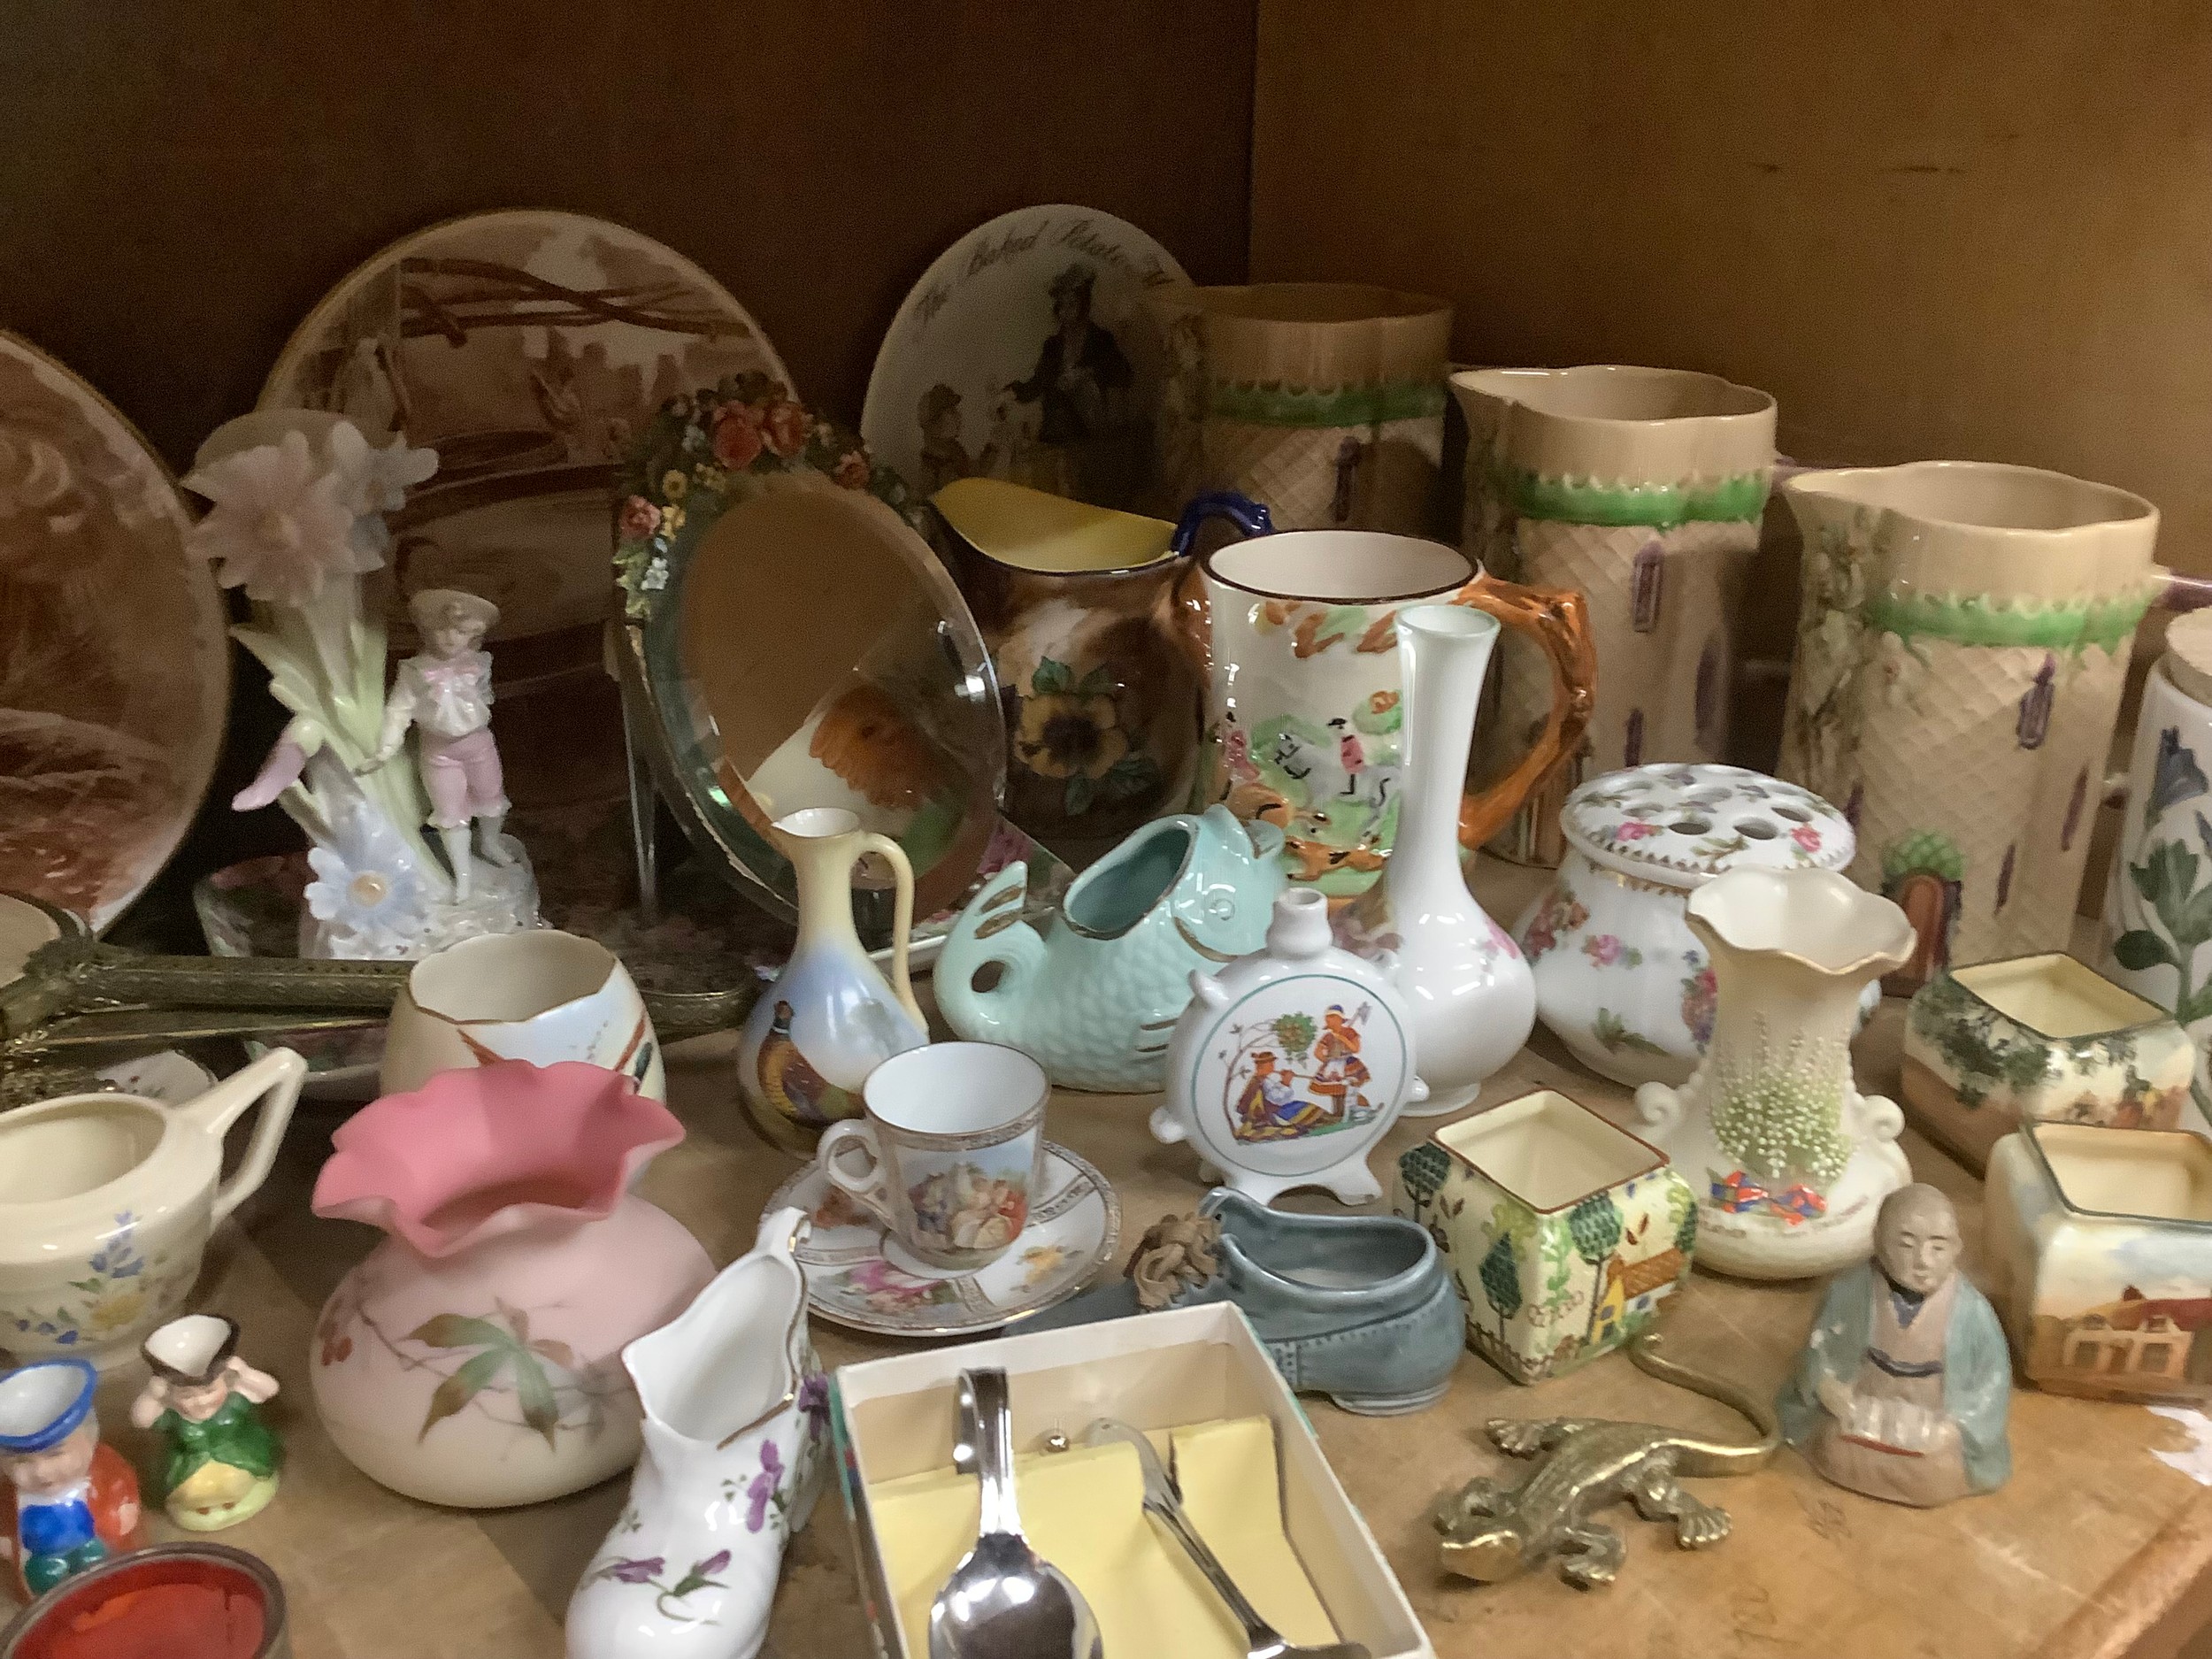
[1432,1332,1778,1589]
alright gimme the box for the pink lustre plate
[0,333,228,931]
[764,1142,1118,1339]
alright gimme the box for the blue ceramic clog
[1021,1189,1462,1415]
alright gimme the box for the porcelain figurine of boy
[130,1314,283,1532]
[0,1359,144,1600]
[1777,1183,2011,1507]
[360,588,514,896]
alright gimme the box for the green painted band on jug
[1203,377,1447,429]
[1861,587,2156,653]
[1494,463,1772,528]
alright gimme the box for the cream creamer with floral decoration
[0,1049,305,1367]
[1517,764,1856,1090]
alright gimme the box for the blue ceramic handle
[1168,491,1273,557]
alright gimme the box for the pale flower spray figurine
[186,411,538,956]
[1777,1183,2010,1507]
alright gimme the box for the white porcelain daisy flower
[325,421,439,563]
[304,845,425,948]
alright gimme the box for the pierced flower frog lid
[1561,764,1854,888]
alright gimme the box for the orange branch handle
[1452,572,1596,851]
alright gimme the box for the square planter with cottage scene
[1392,1087,1695,1384]
[1986,1121,2212,1404]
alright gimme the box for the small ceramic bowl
[1986,1121,2212,1404]
[1902,952,2193,1173]
[1393,1087,1694,1384]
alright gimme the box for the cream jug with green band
[1453,366,1778,865]
[1778,461,2165,987]
[1149,283,1452,534]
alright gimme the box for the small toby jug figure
[359,587,515,897]
[1777,1184,2010,1507]
[130,1314,283,1532]
[0,1359,144,1599]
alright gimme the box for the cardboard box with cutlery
[829,1302,1435,1658]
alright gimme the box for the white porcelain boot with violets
[566,1207,829,1659]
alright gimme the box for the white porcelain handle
[818,1120,899,1232]
[1855,1090,1905,1144]
[183,1048,308,1223]
[1633,1079,1685,1137]
[856,832,923,1032]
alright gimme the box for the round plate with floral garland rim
[0,333,229,932]
[612,377,1019,941]
[763,1142,1118,1338]
[862,204,1188,516]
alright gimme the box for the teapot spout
[1448,368,1531,481]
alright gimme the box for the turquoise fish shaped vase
[935,804,1286,1092]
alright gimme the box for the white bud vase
[1634,867,1916,1278]
[1152,887,1426,1204]
[1335,603,1534,1115]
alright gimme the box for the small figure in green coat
[129,1314,283,1532]
[1777,1184,2011,1507]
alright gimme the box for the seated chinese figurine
[0,1358,144,1599]
[1777,1183,2010,1507]
[131,1314,283,1532]
[361,588,515,899]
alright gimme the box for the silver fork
[1083,1417,1371,1659]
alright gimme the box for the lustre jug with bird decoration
[737,808,928,1153]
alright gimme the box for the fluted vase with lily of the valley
[1635,867,1916,1280]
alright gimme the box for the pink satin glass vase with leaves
[308,1060,712,1508]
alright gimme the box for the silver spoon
[930,1368,1103,1659]
[1084,1418,1370,1659]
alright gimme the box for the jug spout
[1778,465,1884,549]
[1447,367,1527,453]
[1782,460,2162,561]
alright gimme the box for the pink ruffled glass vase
[308,1059,712,1508]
